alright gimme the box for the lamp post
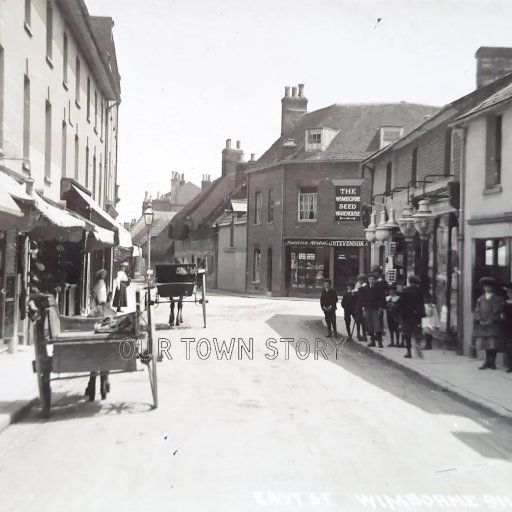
[143,202,155,276]
[412,198,435,292]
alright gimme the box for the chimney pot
[284,86,291,98]
[236,140,241,150]
[292,86,298,97]
[250,153,255,161]
[298,84,305,98]
[226,138,232,149]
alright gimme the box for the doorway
[334,247,360,292]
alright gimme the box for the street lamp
[364,207,377,243]
[412,199,435,239]
[397,203,417,240]
[375,209,391,242]
[143,202,154,277]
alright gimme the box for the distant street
[1,294,512,512]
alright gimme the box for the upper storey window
[380,126,403,149]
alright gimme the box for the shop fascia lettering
[286,239,367,247]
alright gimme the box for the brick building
[363,47,512,352]
[246,85,439,297]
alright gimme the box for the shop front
[284,239,368,295]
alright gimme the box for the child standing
[422,292,441,350]
[385,284,400,347]
[341,282,357,339]
[320,279,339,338]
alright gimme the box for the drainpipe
[454,126,467,356]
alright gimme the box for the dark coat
[358,284,387,311]
[341,291,357,316]
[397,285,425,326]
[473,293,504,338]
[320,289,338,313]
[502,301,512,336]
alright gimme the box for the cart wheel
[39,371,51,418]
[146,304,158,409]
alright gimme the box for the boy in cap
[358,272,387,347]
[397,275,425,358]
[320,279,339,338]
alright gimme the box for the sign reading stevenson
[335,186,361,221]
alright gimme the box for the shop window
[289,246,328,289]
[253,249,261,283]
[298,187,317,220]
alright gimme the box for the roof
[457,80,512,121]
[365,71,512,162]
[169,173,246,238]
[130,211,177,245]
[256,102,439,167]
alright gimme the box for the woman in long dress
[112,262,130,313]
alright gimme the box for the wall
[0,0,118,207]
[217,219,247,293]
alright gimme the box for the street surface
[1,294,512,511]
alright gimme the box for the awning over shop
[230,199,247,213]
[92,225,115,245]
[33,193,88,229]
[0,171,32,219]
[70,184,132,248]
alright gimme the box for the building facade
[246,84,439,297]
[0,0,125,351]
[363,47,512,353]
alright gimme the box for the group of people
[320,267,439,359]
[91,262,131,315]
[473,276,512,372]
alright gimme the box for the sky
[85,0,512,222]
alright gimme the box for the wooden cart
[32,290,158,417]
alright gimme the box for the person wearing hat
[473,277,504,370]
[371,265,390,295]
[320,279,339,338]
[501,283,512,373]
[397,275,425,358]
[354,274,369,341]
[385,283,401,347]
[112,262,131,313]
[358,272,387,347]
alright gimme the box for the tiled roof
[130,211,176,245]
[256,103,440,166]
[457,80,512,120]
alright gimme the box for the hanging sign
[335,186,361,222]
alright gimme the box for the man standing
[358,272,387,348]
[397,275,425,358]
[320,279,339,338]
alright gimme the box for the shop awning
[70,184,132,248]
[230,199,247,213]
[0,172,33,218]
[33,193,88,229]
[92,225,115,245]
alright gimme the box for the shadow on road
[266,313,512,463]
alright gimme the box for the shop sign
[286,239,367,248]
[335,186,361,222]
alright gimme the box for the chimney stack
[250,153,256,162]
[222,137,244,177]
[281,83,308,136]
[201,174,212,191]
[476,47,512,89]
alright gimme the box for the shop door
[334,248,360,292]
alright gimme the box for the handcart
[32,290,158,417]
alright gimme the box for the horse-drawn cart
[32,290,158,417]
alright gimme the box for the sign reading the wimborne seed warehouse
[335,186,361,221]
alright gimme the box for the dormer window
[380,126,403,149]
[308,131,322,144]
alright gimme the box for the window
[268,189,274,223]
[86,77,91,120]
[385,162,393,194]
[308,131,322,144]
[444,129,452,176]
[100,101,104,139]
[24,0,31,29]
[94,90,98,130]
[75,56,80,103]
[61,121,67,176]
[98,161,102,204]
[411,148,418,187]
[254,191,262,224]
[23,75,30,160]
[298,187,317,220]
[46,1,53,62]
[62,33,68,85]
[229,215,235,248]
[85,145,89,188]
[74,134,79,180]
[44,100,52,179]
[289,246,329,289]
[380,127,403,149]
[485,115,502,188]
[253,249,261,282]
[92,154,97,198]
